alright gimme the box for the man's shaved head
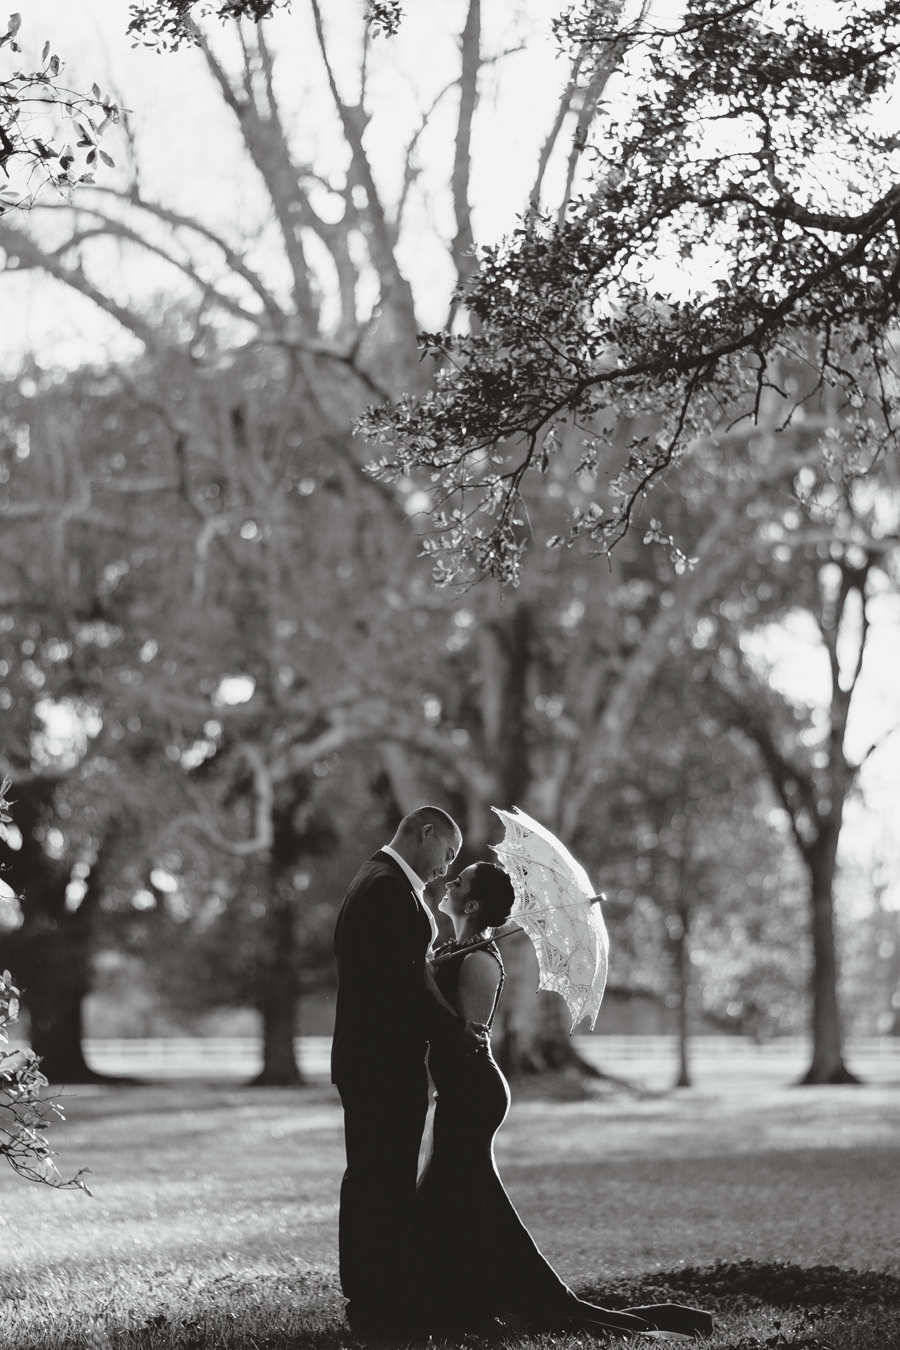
[397,806,460,840]
[390,806,462,883]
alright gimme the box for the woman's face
[438,865,480,919]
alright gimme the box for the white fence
[75,1035,900,1082]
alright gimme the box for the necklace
[436,931,490,956]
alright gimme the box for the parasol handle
[432,894,607,966]
[431,923,522,965]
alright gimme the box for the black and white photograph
[1,2,899,1348]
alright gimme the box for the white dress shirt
[381,844,439,946]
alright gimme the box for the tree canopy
[126,0,287,49]
[361,0,900,583]
[1,778,89,1189]
[124,0,403,48]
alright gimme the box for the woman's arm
[455,951,502,1026]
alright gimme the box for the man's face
[419,824,462,883]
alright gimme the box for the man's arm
[423,960,458,1017]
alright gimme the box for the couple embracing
[331,806,712,1341]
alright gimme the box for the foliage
[126,0,290,50]
[0,784,89,1189]
[136,763,391,1023]
[0,336,422,1075]
[363,1,404,36]
[0,13,119,210]
[592,686,811,1040]
[124,0,403,49]
[0,0,485,1071]
[2,0,895,1078]
[361,0,900,584]
[0,970,82,1186]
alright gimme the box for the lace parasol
[490,806,609,1032]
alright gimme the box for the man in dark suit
[332,806,487,1334]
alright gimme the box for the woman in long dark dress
[408,862,712,1341]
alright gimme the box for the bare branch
[0,221,160,350]
[712,668,820,858]
[192,516,231,603]
[450,0,481,291]
[179,742,274,856]
[48,206,263,328]
[556,0,651,228]
[559,445,823,835]
[198,31,320,327]
[528,46,584,218]
[394,79,458,243]
[84,186,287,325]
[859,720,900,767]
[309,0,417,345]
[0,493,155,536]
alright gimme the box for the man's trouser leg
[337,1069,428,1327]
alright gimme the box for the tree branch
[85,186,287,325]
[308,0,417,346]
[559,445,822,835]
[179,741,273,856]
[450,0,480,291]
[0,222,160,350]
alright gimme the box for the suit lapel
[372,850,436,946]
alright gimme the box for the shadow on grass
[579,1259,900,1310]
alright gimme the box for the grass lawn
[0,1071,898,1349]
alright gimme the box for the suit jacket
[331,850,464,1087]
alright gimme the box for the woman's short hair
[470,862,515,928]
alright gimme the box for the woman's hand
[458,1020,490,1056]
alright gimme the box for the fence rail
[65,1034,900,1081]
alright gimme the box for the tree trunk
[252,884,304,1087]
[799,838,859,1085]
[475,603,597,1078]
[671,814,693,1089]
[26,934,103,1083]
[0,786,110,1084]
[673,907,692,1089]
[254,980,304,1086]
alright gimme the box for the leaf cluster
[124,0,403,50]
[364,1,404,37]
[126,0,289,51]
[0,13,119,209]
[361,0,900,584]
[0,969,90,1190]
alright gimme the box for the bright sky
[3,0,900,906]
[2,0,571,366]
